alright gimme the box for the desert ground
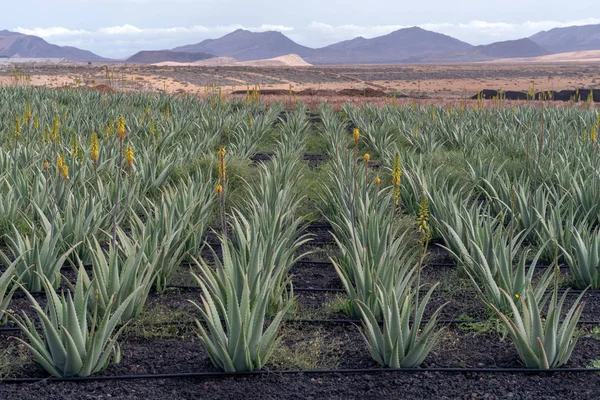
[1,62,599,105]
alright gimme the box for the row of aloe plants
[319,106,446,368]
[188,106,312,371]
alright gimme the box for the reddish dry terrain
[1,62,599,107]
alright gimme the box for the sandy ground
[154,54,312,67]
[491,50,600,63]
[1,62,599,101]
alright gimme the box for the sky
[2,0,600,58]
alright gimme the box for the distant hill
[530,23,600,53]
[471,38,550,58]
[305,27,473,64]
[418,38,551,62]
[172,29,313,61]
[0,30,107,62]
[126,50,214,64]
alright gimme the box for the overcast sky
[2,0,599,58]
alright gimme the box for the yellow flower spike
[43,161,49,170]
[13,117,20,138]
[364,153,370,164]
[215,183,223,194]
[52,113,60,142]
[57,154,63,171]
[515,294,520,299]
[592,125,597,143]
[125,146,134,167]
[117,116,126,141]
[392,152,402,206]
[417,193,430,239]
[218,147,227,183]
[150,117,156,137]
[25,101,32,123]
[353,128,360,146]
[374,177,382,185]
[90,132,99,162]
[61,165,69,180]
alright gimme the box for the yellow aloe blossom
[61,165,69,180]
[52,114,60,142]
[117,116,126,141]
[392,153,402,206]
[215,183,223,194]
[57,154,64,171]
[417,193,430,236]
[218,147,227,183]
[353,128,360,146]
[13,117,20,138]
[90,132,99,163]
[364,153,370,164]
[374,177,382,185]
[125,146,134,167]
[24,101,32,123]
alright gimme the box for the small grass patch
[456,314,508,340]
[124,303,196,339]
[0,344,30,378]
[269,326,344,370]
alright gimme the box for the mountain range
[0,30,107,61]
[1,23,600,64]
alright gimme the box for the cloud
[13,24,295,57]
[12,18,600,58]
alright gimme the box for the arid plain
[2,61,599,106]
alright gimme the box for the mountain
[418,38,550,62]
[126,50,214,64]
[471,38,550,58]
[0,30,107,61]
[305,27,473,64]
[530,23,600,53]
[173,29,313,61]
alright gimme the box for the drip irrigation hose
[164,284,600,296]
[2,366,600,384]
[3,316,599,334]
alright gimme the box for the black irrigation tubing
[3,366,600,384]
[425,261,571,270]
[164,283,600,296]
[286,318,600,326]
[4,315,600,334]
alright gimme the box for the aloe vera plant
[442,220,552,312]
[563,226,600,289]
[11,269,138,377]
[356,283,445,368]
[491,280,586,369]
[85,232,157,321]
[189,254,290,372]
[4,214,77,292]
[331,214,418,318]
[0,260,19,325]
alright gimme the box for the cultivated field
[0,85,599,398]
